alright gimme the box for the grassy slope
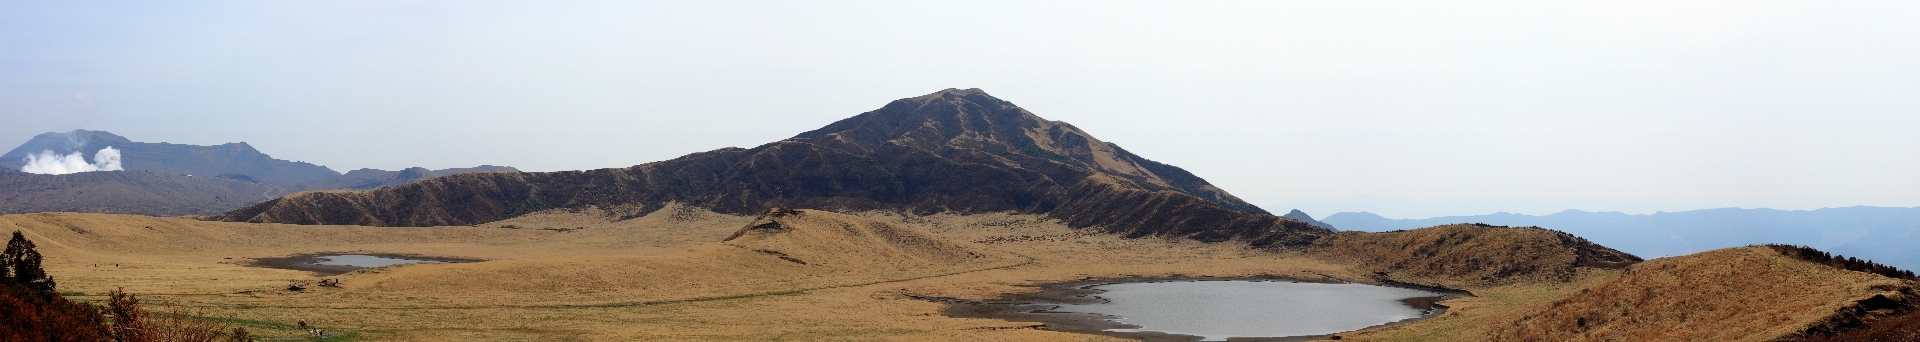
[1308,224,1641,287]
[1352,247,1919,342]
[1487,247,1916,342]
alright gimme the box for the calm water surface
[1054,281,1440,341]
[310,254,447,267]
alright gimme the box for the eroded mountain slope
[215,89,1328,246]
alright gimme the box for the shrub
[1763,244,1917,281]
[2,231,111,341]
[3,231,255,342]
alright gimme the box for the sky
[3,0,1918,219]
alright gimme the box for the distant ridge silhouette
[1,130,518,216]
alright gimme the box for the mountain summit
[216,89,1328,246]
[792,88,1266,214]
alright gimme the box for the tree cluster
[1,231,253,342]
[1764,244,1917,281]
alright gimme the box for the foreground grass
[1347,269,1623,341]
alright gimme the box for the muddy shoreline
[247,253,480,276]
[925,275,1463,342]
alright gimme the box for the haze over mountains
[216,88,1330,246]
[1,130,518,216]
[1324,207,1920,270]
[3,130,336,184]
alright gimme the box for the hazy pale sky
[4,1,1917,218]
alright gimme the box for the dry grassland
[1488,247,1916,342]
[5,207,1356,341]
[5,207,1902,341]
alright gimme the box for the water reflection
[1053,280,1441,341]
[310,254,448,267]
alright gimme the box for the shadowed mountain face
[292,165,521,191]
[2,130,339,185]
[216,89,1330,246]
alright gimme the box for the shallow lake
[310,254,448,267]
[248,253,472,276]
[1044,280,1445,341]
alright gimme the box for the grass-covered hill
[1488,246,1917,341]
[1309,223,1642,287]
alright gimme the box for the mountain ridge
[1,130,521,216]
[214,89,1329,246]
[2,130,339,185]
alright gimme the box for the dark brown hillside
[290,165,521,191]
[790,88,1267,214]
[214,89,1330,245]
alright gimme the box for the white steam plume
[20,146,123,175]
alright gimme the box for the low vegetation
[2,231,254,342]
[1764,244,1917,281]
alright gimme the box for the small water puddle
[937,278,1456,341]
[249,253,476,276]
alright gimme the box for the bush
[1763,244,1917,281]
[3,231,254,342]
[2,231,111,341]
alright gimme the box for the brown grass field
[5,206,1911,341]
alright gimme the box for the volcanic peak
[793,88,1266,214]
[215,88,1319,246]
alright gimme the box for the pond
[248,253,475,276]
[939,278,1452,341]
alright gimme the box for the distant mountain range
[1323,207,1920,271]
[2,130,336,184]
[215,88,1331,246]
[1,130,518,216]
